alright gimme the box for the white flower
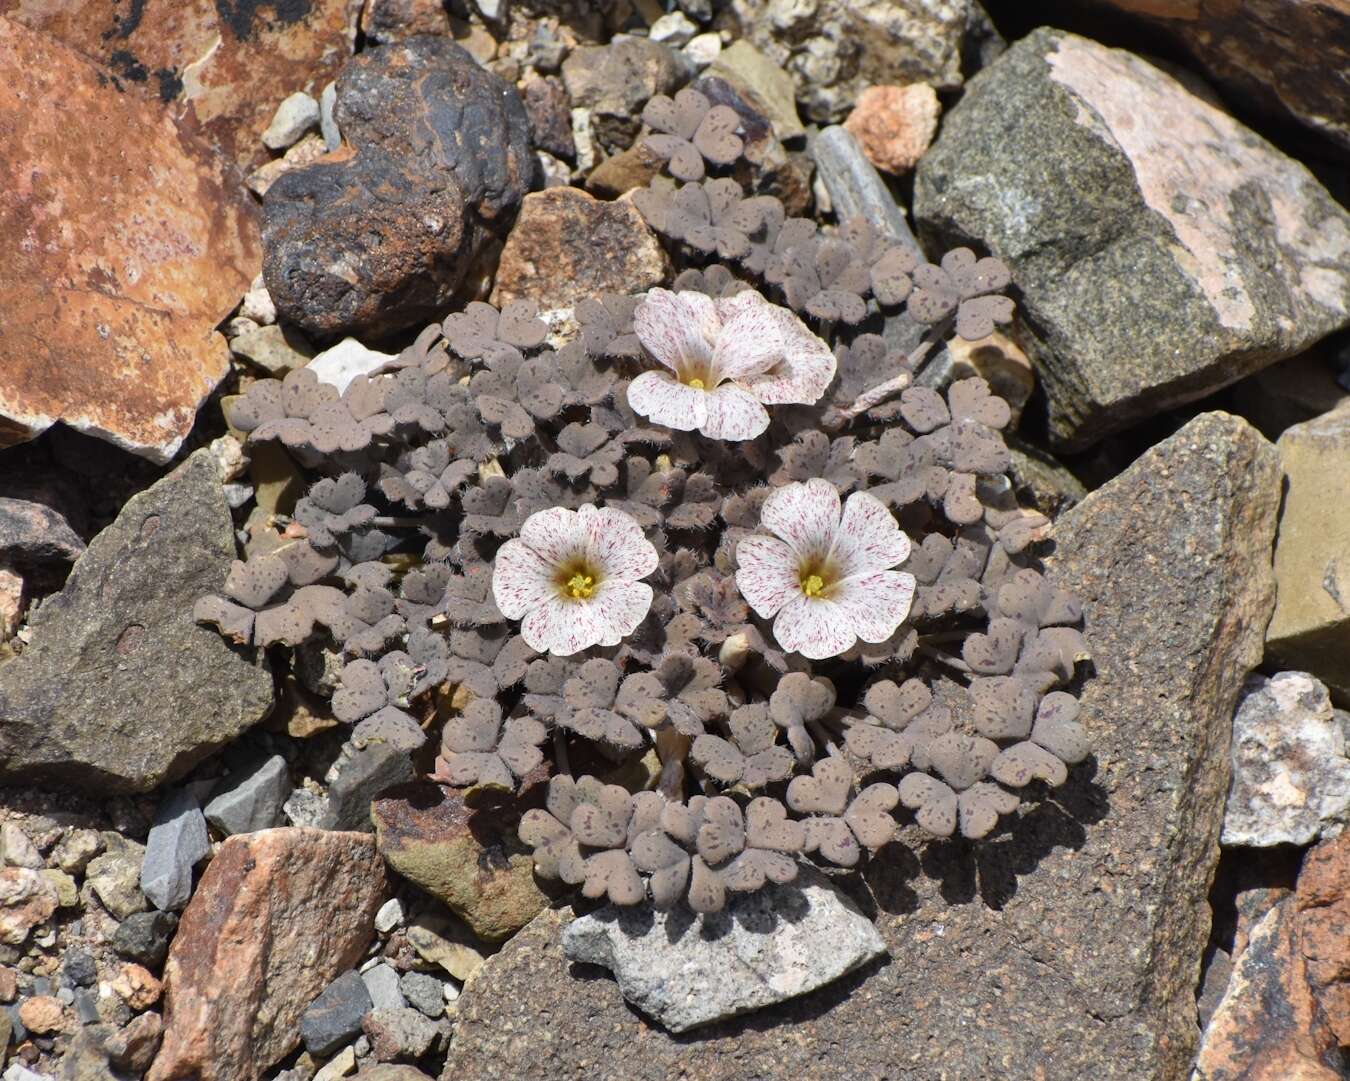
[492,504,658,656]
[734,479,916,660]
[628,288,837,441]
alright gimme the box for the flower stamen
[687,377,706,390]
[565,572,596,599]
[801,573,827,598]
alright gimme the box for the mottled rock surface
[0,499,84,565]
[562,867,885,1032]
[0,19,259,462]
[0,0,359,169]
[264,37,531,341]
[440,411,1281,1081]
[914,29,1350,450]
[1266,400,1350,699]
[1295,831,1350,1049]
[1223,672,1350,847]
[561,36,687,149]
[490,188,669,310]
[0,450,274,793]
[149,829,386,1081]
[843,83,941,174]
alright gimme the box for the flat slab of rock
[914,28,1350,451]
[0,450,274,793]
[149,828,387,1081]
[562,867,884,1033]
[440,411,1280,1081]
[1,0,358,169]
[0,19,260,462]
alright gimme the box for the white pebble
[240,274,276,325]
[683,32,722,68]
[650,11,696,46]
[262,91,321,151]
[374,897,405,934]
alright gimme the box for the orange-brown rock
[490,188,669,311]
[0,0,358,169]
[0,18,259,464]
[149,828,387,1081]
[1296,831,1350,1046]
[843,83,941,174]
[112,963,163,1011]
[17,994,65,1035]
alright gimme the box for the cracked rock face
[914,28,1350,451]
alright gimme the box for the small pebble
[1,826,41,870]
[398,971,444,1018]
[374,898,403,934]
[684,32,722,68]
[0,968,16,1002]
[60,949,96,990]
[73,989,99,1025]
[263,91,321,151]
[240,274,277,325]
[320,82,340,151]
[110,964,162,1011]
[312,1045,357,1081]
[17,995,63,1035]
[112,910,178,969]
[353,1035,371,1058]
[360,964,405,1011]
[650,11,696,46]
[55,988,73,1006]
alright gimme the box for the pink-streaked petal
[734,535,800,618]
[491,539,557,620]
[626,371,709,433]
[747,315,837,405]
[588,580,654,647]
[579,505,659,582]
[830,491,911,577]
[519,506,586,566]
[521,596,603,656]
[772,595,856,660]
[677,289,723,349]
[832,571,917,644]
[700,383,769,441]
[709,301,787,383]
[712,289,768,322]
[634,288,714,373]
[760,478,840,562]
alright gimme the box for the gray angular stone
[914,29,1350,451]
[811,126,921,258]
[0,498,84,564]
[301,970,373,1058]
[1223,672,1350,847]
[111,910,178,969]
[0,450,274,792]
[439,412,1281,1081]
[317,743,417,833]
[141,789,211,911]
[397,972,444,1019]
[361,964,406,1011]
[563,867,885,1033]
[362,1006,439,1062]
[204,755,293,836]
[320,82,341,152]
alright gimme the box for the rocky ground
[0,1,1348,1079]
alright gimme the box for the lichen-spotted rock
[0,449,274,793]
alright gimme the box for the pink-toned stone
[112,963,163,1011]
[0,867,57,946]
[0,18,260,463]
[0,0,359,169]
[843,84,940,174]
[1295,831,1350,1046]
[148,828,387,1081]
[18,994,65,1034]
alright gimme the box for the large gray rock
[562,867,885,1033]
[440,411,1281,1081]
[1223,672,1350,848]
[0,450,274,792]
[914,29,1350,451]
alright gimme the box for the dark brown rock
[264,37,531,341]
[490,187,668,311]
[0,0,358,169]
[440,412,1282,1081]
[0,17,260,463]
[561,37,688,150]
[0,498,84,565]
[523,75,575,160]
[360,0,455,43]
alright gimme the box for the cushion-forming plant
[198,88,1089,922]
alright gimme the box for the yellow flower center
[687,377,706,390]
[565,573,596,599]
[801,573,826,597]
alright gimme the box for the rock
[111,964,162,1012]
[17,996,62,1035]
[0,869,56,946]
[307,339,401,396]
[650,11,697,47]
[491,188,669,310]
[584,140,665,198]
[354,1067,435,1081]
[361,965,406,1011]
[564,866,885,1033]
[561,36,688,150]
[522,76,575,160]
[1193,898,1342,1080]
[241,275,278,326]
[359,0,455,42]
[811,126,922,257]
[3,0,358,170]
[321,82,342,151]
[405,911,488,982]
[0,569,22,643]
[263,92,322,151]
[0,501,84,566]
[1228,350,1348,441]
[0,450,275,793]
[913,29,1350,451]
[362,1007,438,1063]
[60,949,97,990]
[141,789,211,912]
[0,826,40,870]
[371,783,548,944]
[149,829,387,1081]
[1223,672,1350,847]
[727,0,981,123]
[374,898,404,934]
[317,743,418,833]
[314,1046,358,1081]
[247,132,332,198]
[41,869,77,909]
[106,1011,163,1075]
[706,40,804,141]
[1078,0,1350,152]
[112,911,178,970]
[684,33,722,69]
[0,20,260,463]
[85,840,148,921]
[1266,400,1350,699]
[1295,832,1350,1047]
[441,413,1280,1081]
[264,38,532,342]
[397,973,444,1019]
[300,971,373,1058]
[843,83,940,174]
[204,755,293,836]
[52,831,102,878]
[229,323,318,378]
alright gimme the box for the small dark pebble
[300,970,373,1057]
[113,910,178,968]
[62,947,98,988]
[74,989,100,1025]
